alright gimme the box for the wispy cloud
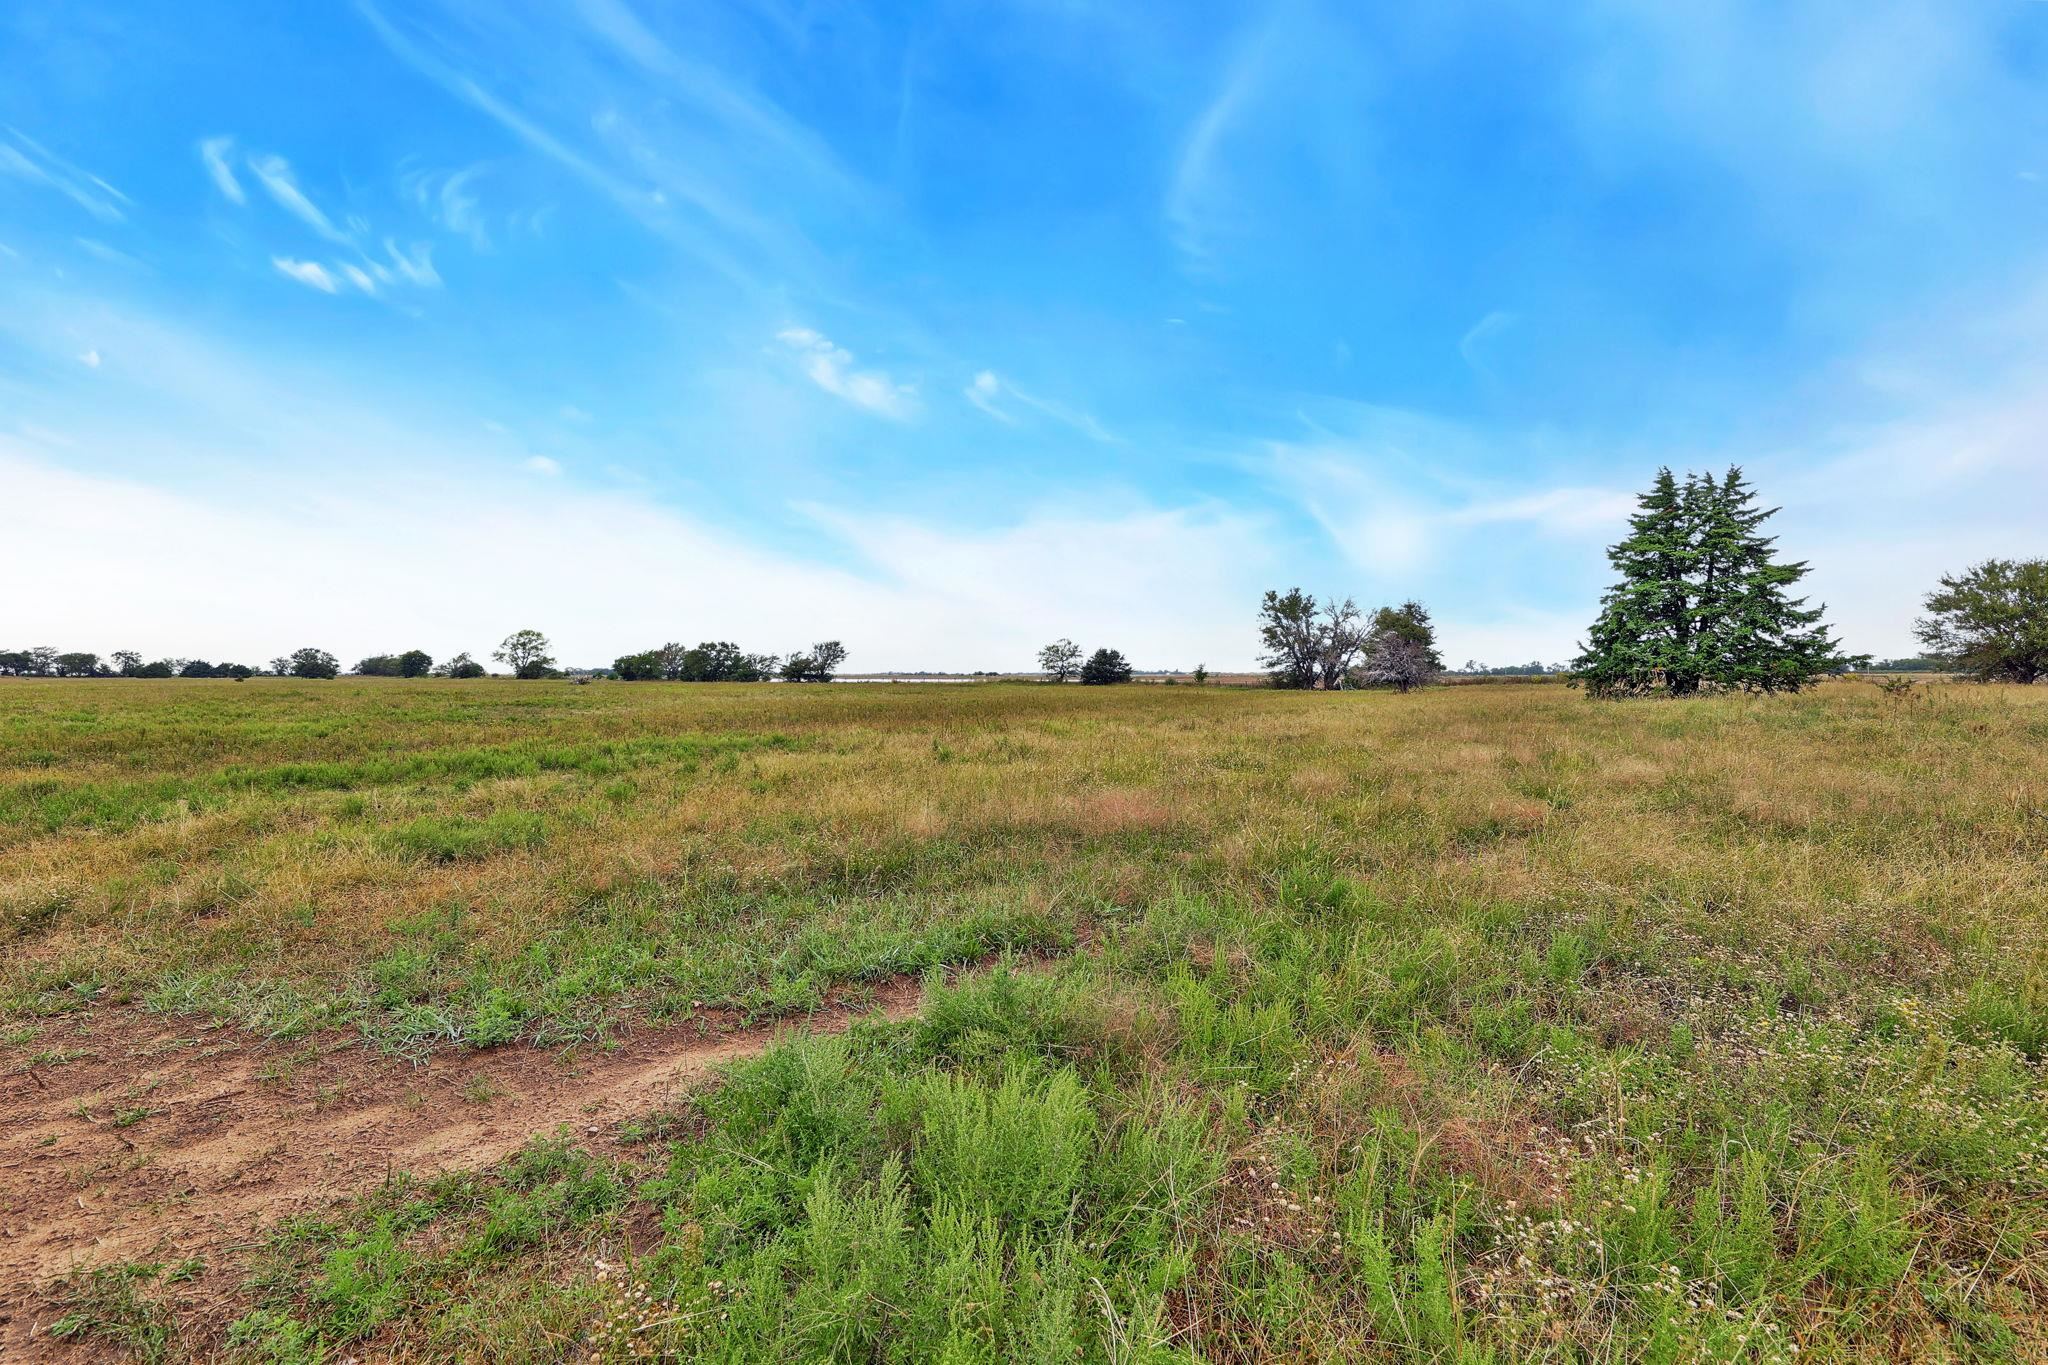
[0,128,129,222]
[401,162,493,249]
[777,327,917,420]
[964,369,1118,442]
[353,0,868,293]
[1164,21,1280,270]
[965,371,1015,424]
[272,257,339,293]
[78,349,101,369]
[369,238,439,288]
[1457,310,1519,377]
[198,136,245,204]
[248,154,352,245]
[75,238,147,271]
[522,454,562,475]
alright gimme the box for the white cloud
[964,370,1014,423]
[1165,20,1279,269]
[370,238,440,288]
[1447,487,1637,534]
[401,162,495,249]
[340,263,377,294]
[522,454,562,475]
[248,154,352,245]
[0,128,129,222]
[776,327,917,420]
[77,349,101,368]
[76,238,146,270]
[198,136,244,204]
[1457,311,1519,376]
[272,257,338,293]
[0,444,1274,671]
[963,369,1117,441]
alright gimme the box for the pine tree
[1573,468,1696,696]
[1574,466,1858,696]
[1688,468,1856,692]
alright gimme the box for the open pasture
[3,678,2046,1361]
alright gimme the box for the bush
[1079,649,1132,685]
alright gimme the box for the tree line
[8,469,2043,692]
[1034,641,1135,685]
[610,640,847,684]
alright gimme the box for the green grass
[4,676,2047,1359]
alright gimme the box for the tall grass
[5,676,2046,1359]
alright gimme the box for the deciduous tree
[1038,639,1082,683]
[1914,559,2048,684]
[613,650,663,681]
[494,629,555,680]
[1257,589,1322,689]
[289,647,340,680]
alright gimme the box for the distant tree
[776,641,844,683]
[1257,589,1322,689]
[613,649,663,681]
[20,646,58,676]
[219,662,256,680]
[268,656,293,678]
[1914,558,2048,684]
[1574,467,1858,696]
[1080,648,1133,685]
[1315,597,1369,688]
[1192,663,1209,685]
[1038,639,1083,683]
[678,642,731,681]
[289,647,340,680]
[135,659,177,678]
[1349,601,1443,692]
[354,654,404,677]
[55,652,104,678]
[678,641,777,682]
[434,651,486,679]
[1355,637,1437,693]
[494,629,555,680]
[656,642,690,680]
[0,650,30,676]
[112,650,143,677]
[180,659,218,679]
[398,649,433,678]
[1374,602,1442,666]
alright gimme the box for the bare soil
[0,982,922,1357]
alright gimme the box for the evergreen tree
[1574,469,1696,696]
[1079,648,1133,684]
[1575,467,1857,696]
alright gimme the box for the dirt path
[0,982,923,1355]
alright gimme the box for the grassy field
[4,677,2046,1362]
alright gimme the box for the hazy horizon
[5,2,2045,672]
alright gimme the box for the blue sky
[4,1,2046,671]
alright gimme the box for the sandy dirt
[0,981,922,1357]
